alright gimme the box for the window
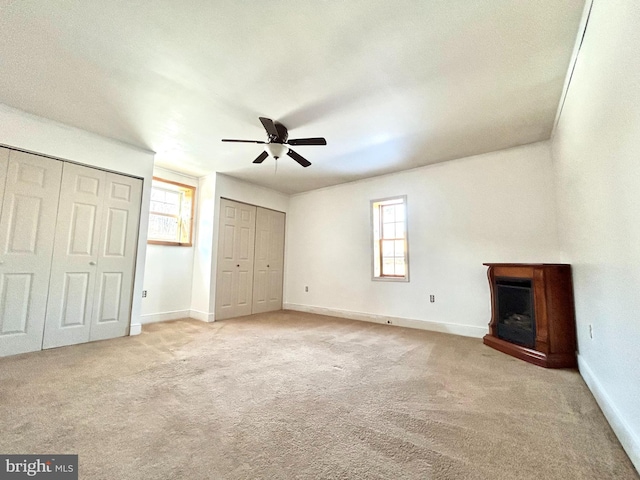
[372,196,409,281]
[148,177,195,246]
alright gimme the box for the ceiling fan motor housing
[274,121,288,142]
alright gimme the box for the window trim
[370,195,410,282]
[147,176,196,247]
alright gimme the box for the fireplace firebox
[483,264,577,368]
[496,278,535,348]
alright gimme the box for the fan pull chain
[274,158,278,174]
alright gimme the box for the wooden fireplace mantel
[483,263,577,368]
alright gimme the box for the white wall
[190,173,217,321]
[141,167,198,324]
[285,142,561,337]
[188,173,289,322]
[0,103,154,335]
[551,0,640,469]
[215,173,290,214]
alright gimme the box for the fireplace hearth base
[483,334,577,368]
[483,263,577,369]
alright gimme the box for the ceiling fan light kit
[266,143,288,160]
[222,117,326,168]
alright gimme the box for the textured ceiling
[0,1,585,194]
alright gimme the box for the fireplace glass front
[496,277,536,348]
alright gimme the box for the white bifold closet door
[90,171,142,341]
[215,198,285,321]
[215,199,257,320]
[252,207,285,314]
[0,149,63,356]
[43,163,142,349]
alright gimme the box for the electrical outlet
[305,286,309,292]
[430,295,435,303]
[589,324,593,339]
[142,290,147,298]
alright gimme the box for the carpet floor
[0,311,637,479]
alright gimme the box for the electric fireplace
[483,264,577,368]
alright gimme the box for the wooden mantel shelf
[483,263,569,267]
[483,263,578,368]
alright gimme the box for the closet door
[43,163,106,349]
[252,207,285,314]
[0,150,63,356]
[215,199,256,320]
[90,172,142,341]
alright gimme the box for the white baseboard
[578,355,640,472]
[129,323,142,336]
[283,303,486,338]
[140,310,191,325]
[189,309,215,323]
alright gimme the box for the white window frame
[371,195,409,282]
[147,177,195,246]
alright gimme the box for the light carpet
[0,311,637,479]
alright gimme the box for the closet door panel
[215,199,256,320]
[0,151,63,356]
[252,208,270,313]
[90,172,142,341]
[252,207,285,314]
[237,270,251,307]
[43,163,106,349]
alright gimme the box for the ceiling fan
[222,117,327,167]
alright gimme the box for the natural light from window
[148,178,195,246]
[372,196,409,281]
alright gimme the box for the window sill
[148,240,193,247]
[372,276,410,283]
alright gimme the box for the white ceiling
[0,1,585,194]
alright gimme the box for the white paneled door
[252,207,285,314]
[215,199,286,321]
[215,199,257,320]
[43,163,107,349]
[43,167,142,349]
[0,149,63,356]
[0,147,142,357]
[90,172,142,342]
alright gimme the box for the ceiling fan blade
[287,149,311,168]
[259,117,279,138]
[252,151,269,164]
[222,139,266,144]
[286,137,327,146]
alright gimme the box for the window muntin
[148,177,195,246]
[372,196,409,281]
